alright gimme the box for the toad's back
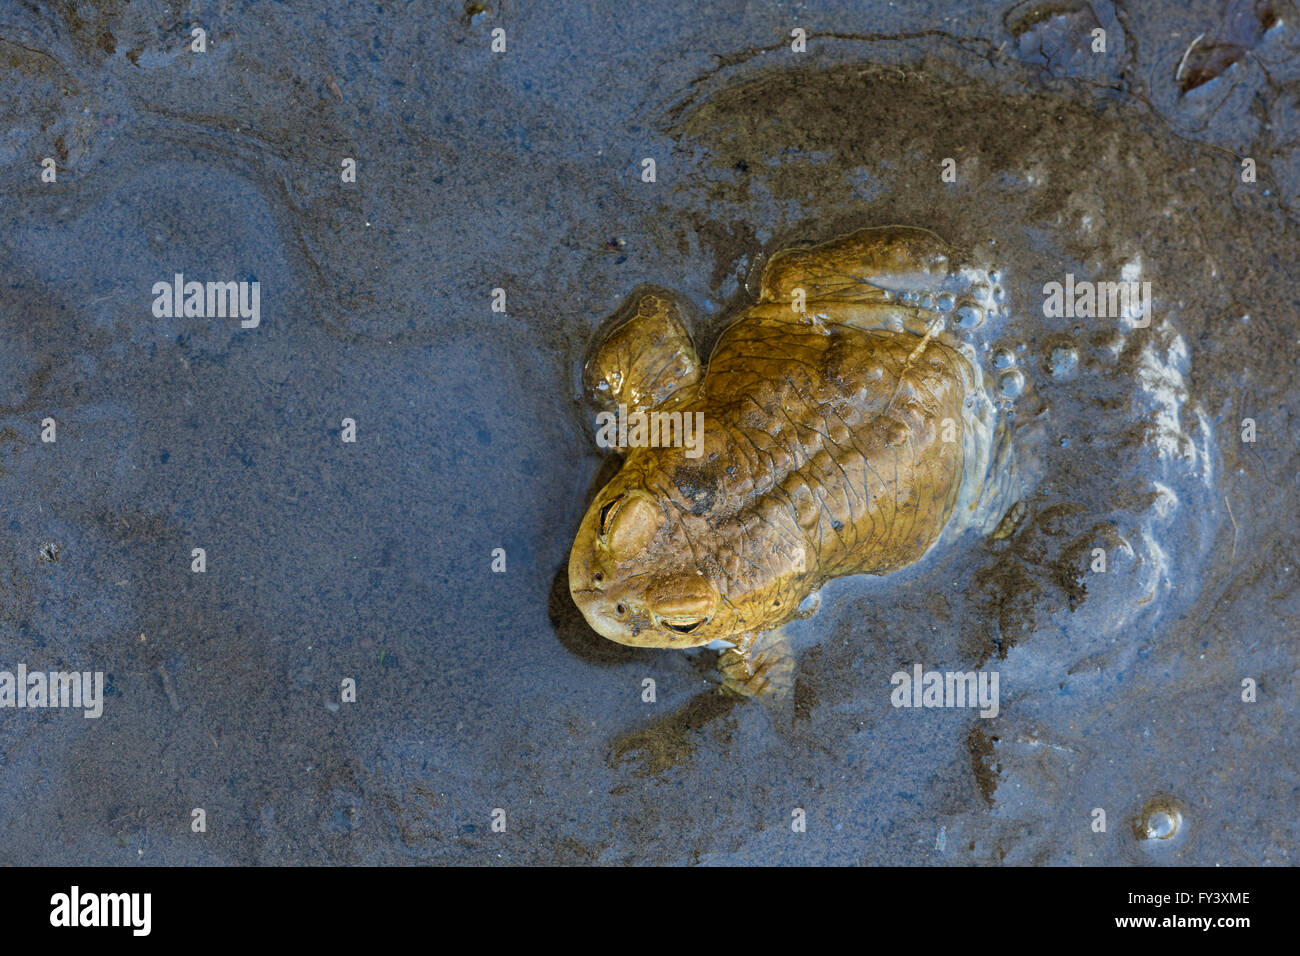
[676,311,974,586]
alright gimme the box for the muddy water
[0,1,1297,864]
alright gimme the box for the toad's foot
[718,629,794,700]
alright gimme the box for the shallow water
[1,0,1297,864]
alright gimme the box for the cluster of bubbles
[990,345,1025,400]
[890,265,1071,409]
[919,267,1027,405]
[934,267,1088,408]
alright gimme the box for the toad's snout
[569,558,720,647]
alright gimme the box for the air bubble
[954,304,985,330]
[936,292,956,311]
[1146,810,1177,839]
[992,348,1017,370]
[997,369,1025,399]
[1132,795,1188,850]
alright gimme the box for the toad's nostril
[592,571,604,586]
[615,603,626,617]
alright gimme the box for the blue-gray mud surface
[0,0,1297,864]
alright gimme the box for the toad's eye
[662,618,706,635]
[598,495,625,536]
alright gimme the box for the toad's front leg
[717,628,795,699]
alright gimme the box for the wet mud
[0,0,1297,864]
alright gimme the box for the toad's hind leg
[582,286,702,425]
[717,629,795,700]
[757,225,957,304]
